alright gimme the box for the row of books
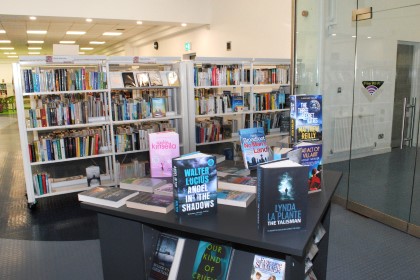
[115,160,148,182]
[26,93,108,128]
[22,68,107,93]
[28,128,107,162]
[194,65,241,87]
[111,96,170,121]
[109,70,180,88]
[195,92,246,115]
[245,111,290,134]
[32,172,51,195]
[253,90,288,111]
[250,66,289,85]
[195,118,238,144]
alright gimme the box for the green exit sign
[184,42,191,51]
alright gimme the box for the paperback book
[217,174,257,193]
[293,142,323,193]
[126,192,173,214]
[149,131,180,177]
[86,165,101,187]
[239,127,270,169]
[257,159,308,232]
[120,177,167,193]
[153,183,174,196]
[149,233,185,280]
[78,186,138,208]
[109,72,124,88]
[136,72,150,87]
[121,72,137,87]
[191,241,232,280]
[217,189,255,208]
[167,71,180,87]
[149,71,163,86]
[250,255,286,280]
[151,97,167,118]
[290,94,322,143]
[172,153,217,217]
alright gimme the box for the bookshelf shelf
[26,121,110,131]
[29,153,114,166]
[23,89,107,96]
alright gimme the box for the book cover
[148,233,185,280]
[122,72,137,87]
[172,153,218,217]
[290,95,322,143]
[217,190,255,208]
[293,142,323,193]
[191,241,232,280]
[149,131,180,177]
[167,71,180,87]
[109,72,124,88]
[120,177,167,193]
[86,165,101,187]
[78,186,138,208]
[154,183,174,196]
[216,161,250,177]
[136,72,150,87]
[217,174,257,193]
[126,192,173,214]
[238,127,270,169]
[149,71,163,86]
[151,97,167,118]
[250,255,286,280]
[257,159,308,232]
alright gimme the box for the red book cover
[41,173,47,194]
[40,108,47,127]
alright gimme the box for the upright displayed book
[149,131,180,177]
[151,97,167,117]
[126,192,173,214]
[78,186,138,208]
[149,233,186,280]
[121,72,137,87]
[86,165,101,187]
[136,72,150,87]
[238,127,270,169]
[257,159,308,232]
[120,177,167,193]
[290,94,322,143]
[250,255,286,280]
[293,142,323,193]
[191,241,232,280]
[172,153,217,217]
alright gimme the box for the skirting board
[408,223,420,238]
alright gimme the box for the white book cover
[120,177,167,193]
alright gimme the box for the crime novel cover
[191,241,232,280]
[238,127,270,169]
[250,255,286,280]
[149,233,179,280]
[257,159,308,232]
[290,94,322,143]
[149,131,180,177]
[293,142,323,193]
[172,153,218,217]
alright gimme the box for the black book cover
[121,72,137,87]
[257,159,308,232]
[172,153,217,217]
[148,233,179,280]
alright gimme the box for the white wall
[135,0,291,58]
[0,63,13,83]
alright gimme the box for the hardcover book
[238,127,270,169]
[153,183,174,196]
[149,131,180,178]
[191,241,232,280]
[217,189,255,207]
[250,255,286,280]
[257,159,308,232]
[151,97,167,118]
[172,153,218,217]
[120,177,167,193]
[86,165,101,187]
[126,192,173,214]
[290,94,322,143]
[293,142,323,193]
[167,71,180,87]
[148,71,163,86]
[121,72,137,87]
[78,186,138,208]
[136,72,150,87]
[148,233,185,280]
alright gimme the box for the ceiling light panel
[0,40,11,43]
[66,31,86,35]
[27,40,44,44]
[27,30,47,34]
[59,41,76,44]
[103,32,122,36]
[28,47,42,50]
[80,47,94,50]
[0,30,6,34]
[0,47,14,50]
[89,41,105,45]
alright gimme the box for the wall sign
[362,81,384,96]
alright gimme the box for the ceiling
[0,14,204,60]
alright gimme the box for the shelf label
[46,56,75,64]
[133,56,156,64]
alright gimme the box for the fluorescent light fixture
[27,40,44,44]
[367,36,372,39]
[27,30,47,34]
[29,16,37,20]
[181,23,187,27]
[0,47,14,50]
[86,18,92,22]
[103,32,122,36]
[0,30,6,34]
[89,41,105,45]
[352,35,356,38]
[80,47,94,50]
[28,52,40,55]
[0,40,11,43]
[79,52,85,55]
[28,47,42,50]
[59,41,76,44]
[137,21,143,25]
[66,31,86,35]
[331,33,336,36]
[7,55,18,58]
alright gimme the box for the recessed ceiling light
[86,18,93,22]
[60,41,76,44]
[181,23,187,27]
[0,47,14,50]
[66,31,86,35]
[27,30,47,34]
[0,40,11,43]
[79,52,85,55]
[28,47,42,50]
[28,52,40,55]
[352,35,356,38]
[331,33,337,36]
[90,41,105,45]
[0,30,6,34]
[7,55,18,58]
[103,32,122,36]
[80,47,94,50]
[29,16,37,20]
[27,40,44,44]
[137,21,143,25]
[367,36,372,39]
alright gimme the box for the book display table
[82,170,341,280]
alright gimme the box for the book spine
[172,160,180,215]
[256,166,263,231]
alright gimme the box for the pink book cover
[149,131,180,177]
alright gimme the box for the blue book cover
[192,241,232,280]
[290,94,322,143]
[172,153,217,217]
[293,142,323,193]
[239,127,269,169]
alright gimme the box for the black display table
[82,170,341,280]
